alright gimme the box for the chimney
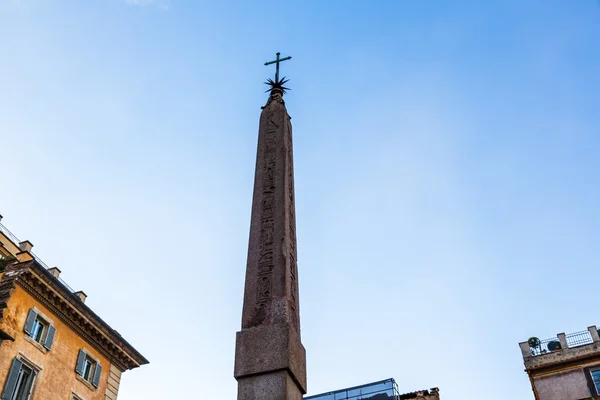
[48,267,61,278]
[18,241,33,253]
[74,291,87,303]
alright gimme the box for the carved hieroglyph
[241,92,301,333]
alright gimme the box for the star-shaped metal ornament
[264,76,291,95]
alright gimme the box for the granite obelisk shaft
[234,91,306,400]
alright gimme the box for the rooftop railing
[530,337,562,356]
[0,223,20,247]
[566,330,594,348]
[0,222,75,293]
[527,328,598,357]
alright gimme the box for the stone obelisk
[234,54,307,400]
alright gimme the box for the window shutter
[92,363,102,388]
[1,358,23,400]
[43,325,56,350]
[75,350,86,376]
[23,309,37,336]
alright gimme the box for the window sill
[71,391,86,400]
[76,374,97,391]
[24,335,47,354]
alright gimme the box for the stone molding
[524,343,600,372]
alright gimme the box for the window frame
[81,356,96,383]
[11,363,35,400]
[23,308,56,352]
[74,349,102,389]
[1,356,41,400]
[584,366,600,396]
[71,392,85,400]
[30,319,47,344]
[591,368,600,395]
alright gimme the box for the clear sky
[1,1,600,399]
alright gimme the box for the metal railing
[530,337,562,356]
[0,222,75,293]
[0,223,21,247]
[530,329,597,356]
[566,330,594,348]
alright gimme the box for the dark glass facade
[305,378,399,400]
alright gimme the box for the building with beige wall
[519,325,600,400]
[0,216,148,400]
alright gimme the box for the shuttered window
[75,350,86,376]
[92,363,102,388]
[1,358,36,400]
[75,349,102,388]
[23,309,56,350]
[43,325,56,350]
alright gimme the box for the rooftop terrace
[520,325,600,370]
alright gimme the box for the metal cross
[264,52,292,82]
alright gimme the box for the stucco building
[519,325,600,400]
[0,216,148,400]
[304,378,440,400]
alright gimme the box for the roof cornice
[11,261,148,370]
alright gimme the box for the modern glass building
[305,378,399,400]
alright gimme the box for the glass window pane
[31,321,39,338]
[334,391,348,400]
[32,320,45,343]
[592,370,600,392]
[83,361,92,380]
[83,358,96,382]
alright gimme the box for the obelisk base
[235,323,307,400]
[237,370,303,400]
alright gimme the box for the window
[31,320,45,343]
[592,370,600,395]
[1,358,37,400]
[82,357,95,382]
[23,309,55,351]
[75,350,102,388]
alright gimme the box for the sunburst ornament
[264,77,291,95]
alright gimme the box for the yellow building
[0,216,148,400]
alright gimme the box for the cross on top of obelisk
[264,52,292,83]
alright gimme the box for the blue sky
[2,1,600,399]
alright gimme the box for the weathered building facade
[519,325,600,400]
[0,217,148,400]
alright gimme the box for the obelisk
[234,54,307,400]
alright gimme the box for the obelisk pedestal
[234,88,306,400]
